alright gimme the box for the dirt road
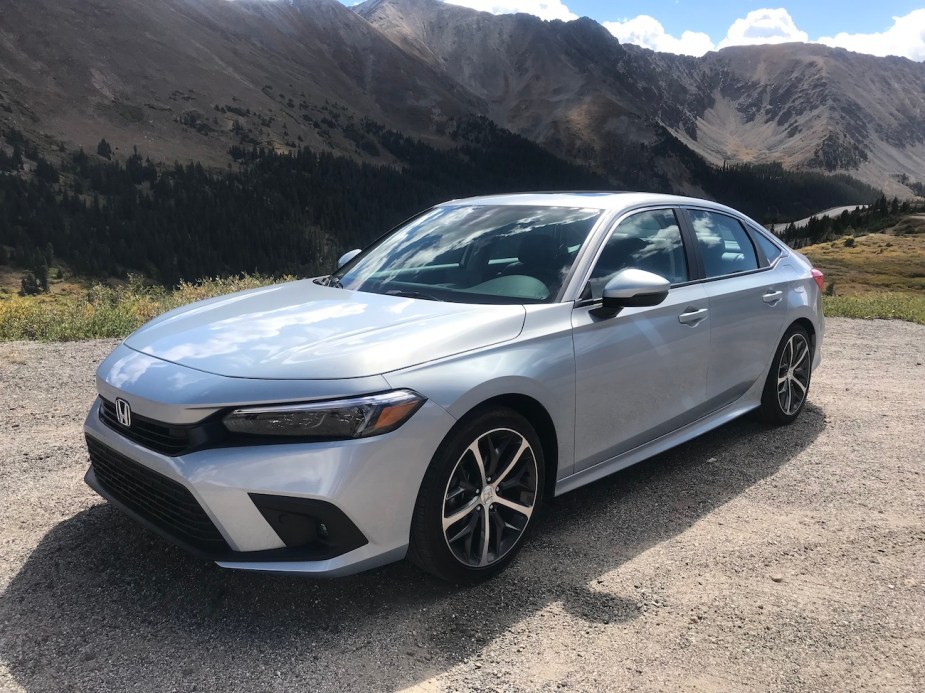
[0,318,923,692]
[785,205,868,229]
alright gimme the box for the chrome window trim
[692,263,775,284]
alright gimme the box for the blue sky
[567,1,923,40]
[345,1,925,60]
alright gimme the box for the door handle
[763,289,783,305]
[678,307,709,326]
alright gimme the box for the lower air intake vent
[86,435,229,554]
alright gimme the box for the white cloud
[436,2,925,61]
[601,8,809,57]
[717,8,808,49]
[603,15,714,56]
[443,1,576,22]
[817,9,925,61]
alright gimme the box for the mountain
[689,45,925,188]
[1,0,923,197]
[357,0,925,197]
[0,0,481,164]
[356,0,711,192]
[0,0,898,286]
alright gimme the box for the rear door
[571,208,711,471]
[681,208,787,409]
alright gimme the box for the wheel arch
[791,316,817,356]
[787,316,818,360]
[458,393,559,499]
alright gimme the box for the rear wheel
[408,407,544,582]
[757,324,812,425]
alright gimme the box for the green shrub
[0,273,289,341]
[823,293,925,324]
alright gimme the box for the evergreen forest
[0,117,883,289]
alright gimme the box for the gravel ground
[0,318,923,692]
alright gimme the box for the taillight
[811,268,824,290]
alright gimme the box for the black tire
[408,407,545,583]
[756,324,813,425]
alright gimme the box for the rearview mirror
[337,248,361,268]
[595,268,670,318]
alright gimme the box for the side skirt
[554,386,763,497]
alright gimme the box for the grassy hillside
[0,274,284,341]
[802,219,925,294]
[802,214,925,324]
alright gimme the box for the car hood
[123,280,526,380]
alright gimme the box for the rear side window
[751,229,783,264]
[587,209,688,299]
[689,210,759,278]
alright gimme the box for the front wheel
[757,324,813,425]
[408,407,544,582]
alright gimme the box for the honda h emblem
[115,398,132,427]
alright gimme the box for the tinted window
[751,229,783,264]
[587,209,688,299]
[333,205,603,304]
[689,210,759,278]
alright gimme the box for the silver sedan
[84,193,824,581]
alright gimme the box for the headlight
[222,390,425,440]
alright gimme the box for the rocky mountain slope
[358,0,925,196]
[2,0,924,195]
[0,0,480,165]
[690,45,925,190]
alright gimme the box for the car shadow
[0,404,826,691]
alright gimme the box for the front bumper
[83,396,456,576]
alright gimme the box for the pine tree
[96,138,112,160]
[19,271,41,296]
[34,259,49,292]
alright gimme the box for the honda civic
[84,192,823,581]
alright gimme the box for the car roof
[437,192,748,218]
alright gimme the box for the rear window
[689,210,759,278]
[751,229,783,264]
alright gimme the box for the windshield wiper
[385,289,443,302]
[314,275,343,288]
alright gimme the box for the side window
[689,210,759,278]
[587,209,688,299]
[750,228,783,264]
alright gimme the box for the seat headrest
[518,234,559,266]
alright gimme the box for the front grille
[100,398,191,455]
[87,435,230,555]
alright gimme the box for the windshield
[330,205,604,304]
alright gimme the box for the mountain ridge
[357,0,925,196]
[1,0,923,197]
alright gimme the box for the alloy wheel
[776,332,810,416]
[441,428,538,568]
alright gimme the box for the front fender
[384,304,577,480]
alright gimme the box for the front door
[571,208,712,471]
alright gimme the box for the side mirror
[337,248,361,268]
[594,268,670,318]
